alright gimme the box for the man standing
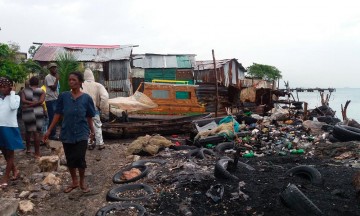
[44,63,59,140]
[82,68,109,150]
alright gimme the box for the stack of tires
[332,124,360,142]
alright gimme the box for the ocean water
[292,88,360,121]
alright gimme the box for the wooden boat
[102,113,212,138]
[104,81,211,137]
[134,81,206,115]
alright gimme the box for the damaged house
[32,43,135,98]
[194,59,246,114]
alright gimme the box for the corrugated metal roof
[195,59,233,70]
[133,54,196,68]
[33,43,133,62]
[42,43,120,49]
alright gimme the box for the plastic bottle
[290,149,305,154]
[242,150,254,158]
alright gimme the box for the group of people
[0,64,109,192]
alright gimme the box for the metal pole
[212,49,219,117]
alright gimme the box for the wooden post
[303,102,308,120]
[212,49,219,117]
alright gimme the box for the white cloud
[0,0,359,87]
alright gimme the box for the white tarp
[108,91,158,113]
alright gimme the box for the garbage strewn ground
[1,107,360,215]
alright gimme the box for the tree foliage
[246,63,282,81]
[56,52,80,93]
[0,42,46,83]
[0,43,29,82]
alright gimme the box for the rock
[38,156,59,172]
[41,184,52,191]
[42,173,61,186]
[19,200,34,213]
[302,120,327,135]
[19,191,31,198]
[0,198,19,216]
[31,173,44,181]
[29,184,42,192]
[28,191,48,200]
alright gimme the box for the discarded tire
[186,148,215,159]
[317,116,341,125]
[198,148,215,159]
[186,148,201,159]
[106,183,154,201]
[285,165,323,186]
[113,165,149,184]
[132,159,167,166]
[280,184,323,215]
[95,203,146,216]
[215,142,235,152]
[328,134,340,143]
[214,158,239,180]
[333,124,360,142]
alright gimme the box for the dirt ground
[1,137,360,216]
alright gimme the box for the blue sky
[1,0,359,88]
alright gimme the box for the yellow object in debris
[152,79,189,85]
[285,120,293,125]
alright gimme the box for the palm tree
[56,52,80,93]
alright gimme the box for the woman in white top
[0,77,23,188]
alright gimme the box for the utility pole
[212,49,219,117]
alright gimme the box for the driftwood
[320,92,331,106]
[341,100,351,121]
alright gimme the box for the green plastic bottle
[290,149,305,154]
[243,151,254,158]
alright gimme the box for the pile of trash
[187,104,360,160]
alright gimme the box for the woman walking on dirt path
[0,77,24,189]
[43,72,95,193]
[21,76,45,159]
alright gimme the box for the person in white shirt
[0,77,23,188]
[82,68,109,150]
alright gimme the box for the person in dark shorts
[43,72,95,193]
[0,77,24,188]
[21,76,45,159]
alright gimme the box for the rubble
[19,200,34,213]
[38,156,60,172]
[42,173,61,185]
[0,198,19,216]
